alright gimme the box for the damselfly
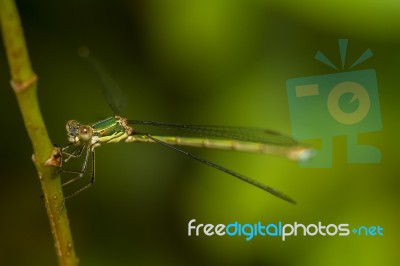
[61,49,314,204]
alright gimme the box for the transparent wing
[127,120,300,146]
[146,134,297,204]
[79,47,127,115]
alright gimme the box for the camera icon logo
[327,81,370,125]
[286,39,382,168]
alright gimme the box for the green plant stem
[0,0,78,265]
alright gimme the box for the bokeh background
[0,0,399,265]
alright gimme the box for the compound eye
[66,120,80,136]
[78,125,93,141]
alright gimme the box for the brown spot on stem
[45,146,63,167]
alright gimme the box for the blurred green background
[0,0,399,265]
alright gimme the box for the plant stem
[0,0,79,265]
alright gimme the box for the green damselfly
[61,49,314,204]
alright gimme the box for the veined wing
[127,120,314,162]
[128,120,301,146]
[79,47,127,115]
[145,134,297,204]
